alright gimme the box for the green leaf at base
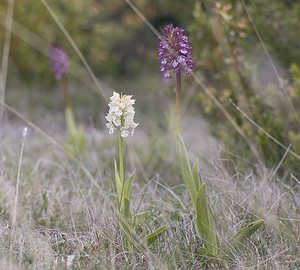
[226,219,264,255]
[144,225,169,245]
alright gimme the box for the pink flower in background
[49,44,70,80]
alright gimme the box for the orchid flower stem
[119,135,125,186]
[175,71,182,131]
[61,77,72,110]
[118,135,126,211]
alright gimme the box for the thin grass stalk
[10,127,27,269]
[230,100,300,161]
[240,0,300,126]
[1,101,101,190]
[41,0,109,101]
[12,128,27,226]
[0,0,15,122]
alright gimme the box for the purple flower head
[49,43,70,80]
[158,24,193,79]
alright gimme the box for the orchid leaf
[144,225,169,245]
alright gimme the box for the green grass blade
[114,159,122,198]
[192,160,201,192]
[176,134,198,207]
[133,211,149,226]
[227,220,264,254]
[119,175,134,219]
[65,107,85,155]
[144,225,169,245]
[123,175,134,199]
[76,125,85,152]
[122,197,132,220]
[176,135,219,256]
[195,184,219,257]
[65,107,76,135]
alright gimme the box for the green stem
[175,71,182,131]
[118,135,125,211]
[119,135,124,183]
[61,76,72,110]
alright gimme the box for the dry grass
[0,97,299,269]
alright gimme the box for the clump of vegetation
[190,1,300,176]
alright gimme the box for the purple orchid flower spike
[158,24,194,130]
[158,24,193,79]
[49,43,70,80]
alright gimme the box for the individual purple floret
[158,24,193,79]
[49,44,70,80]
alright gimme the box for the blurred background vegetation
[1,0,300,176]
[0,0,195,83]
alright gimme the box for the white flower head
[106,91,139,138]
